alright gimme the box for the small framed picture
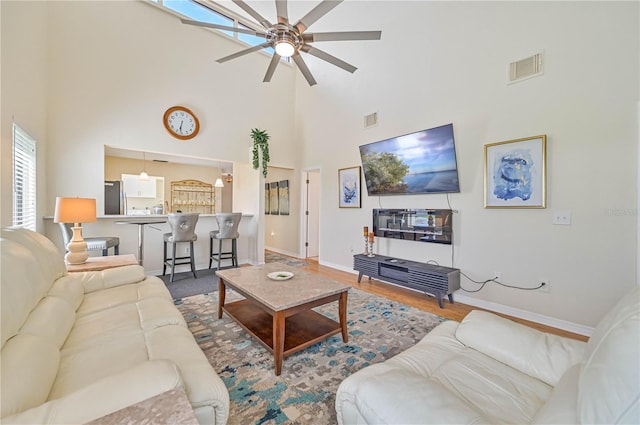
[338,166,361,208]
[484,135,546,208]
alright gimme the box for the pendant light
[139,152,149,181]
[214,160,224,187]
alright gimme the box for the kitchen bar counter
[43,213,257,275]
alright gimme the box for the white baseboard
[320,259,594,338]
[265,246,301,259]
[453,294,593,337]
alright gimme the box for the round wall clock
[163,106,200,140]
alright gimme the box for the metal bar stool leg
[190,241,197,279]
[232,239,237,267]
[170,242,177,283]
[209,236,213,269]
[162,241,167,276]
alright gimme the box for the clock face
[163,106,200,140]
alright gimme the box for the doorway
[303,169,320,259]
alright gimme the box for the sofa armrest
[1,360,184,424]
[75,265,147,293]
[455,310,586,386]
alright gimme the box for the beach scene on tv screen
[360,124,460,195]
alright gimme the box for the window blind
[13,123,36,231]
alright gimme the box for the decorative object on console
[250,128,270,178]
[359,123,460,195]
[484,135,546,208]
[367,232,375,257]
[338,166,361,208]
[53,197,97,265]
[178,0,382,86]
[363,226,369,255]
[163,105,200,140]
[373,208,453,245]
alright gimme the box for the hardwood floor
[298,255,588,342]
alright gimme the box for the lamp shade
[54,197,97,223]
[214,178,224,188]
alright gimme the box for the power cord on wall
[459,272,546,293]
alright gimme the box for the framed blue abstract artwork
[338,166,361,208]
[484,135,546,208]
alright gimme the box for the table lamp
[54,197,97,264]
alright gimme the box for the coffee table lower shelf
[223,299,343,357]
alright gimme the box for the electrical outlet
[493,271,501,280]
[184,246,190,256]
[552,210,572,225]
[539,279,550,293]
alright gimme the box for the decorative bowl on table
[267,271,294,281]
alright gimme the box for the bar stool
[209,213,242,270]
[59,223,119,256]
[163,213,199,283]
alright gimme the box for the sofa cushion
[455,310,585,386]
[531,363,581,424]
[578,285,639,424]
[0,239,51,347]
[78,264,147,294]
[0,333,60,418]
[1,360,183,425]
[20,296,77,348]
[77,276,174,316]
[0,228,66,283]
[336,318,551,424]
[50,297,187,399]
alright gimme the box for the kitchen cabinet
[122,174,163,198]
[171,179,214,214]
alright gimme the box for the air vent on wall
[509,52,543,83]
[364,112,378,128]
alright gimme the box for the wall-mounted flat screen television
[373,209,453,244]
[359,123,460,195]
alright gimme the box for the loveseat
[0,227,229,424]
[336,285,639,424]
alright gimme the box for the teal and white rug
[176,288,445,424]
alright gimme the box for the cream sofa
[336,286,639,424]
[0,227,229,424]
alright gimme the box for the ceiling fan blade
[216,42,272,63]
[263,54,281,82]
[300,45,357,73]
[275,0,288,24]
[303,30,382,42]
[232,0,273,29]
[292,53,317,86]
[294,0,343,34]
[180,18,267,37]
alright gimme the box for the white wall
[42,0,297,226]
[295,1,639,328]
[1,1,48,230]
[264,166,299,256]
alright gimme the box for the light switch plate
[552,210,572,225]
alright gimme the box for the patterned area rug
[176,288,445,424]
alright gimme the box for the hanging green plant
[250,128,270,178]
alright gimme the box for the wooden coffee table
[216,263,350,375]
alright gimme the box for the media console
[353,254,460,308]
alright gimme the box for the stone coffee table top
[215,262,349,310]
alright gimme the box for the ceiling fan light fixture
[274,38,296,57]
[274,40,295,57]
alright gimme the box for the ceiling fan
[180,0,382,86]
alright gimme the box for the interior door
[305,170,320,258]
